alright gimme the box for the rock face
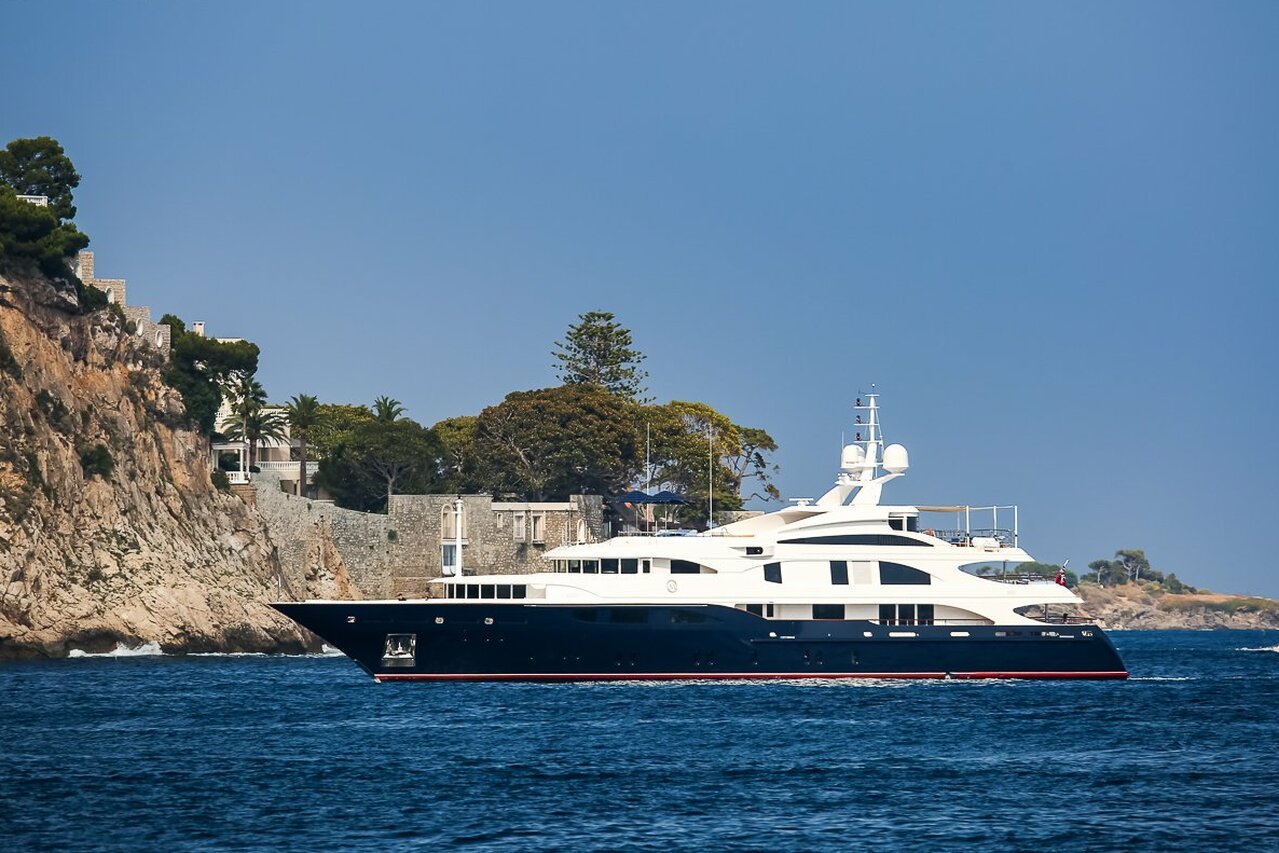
[0,267,317,659]
[1078,583,1279,630]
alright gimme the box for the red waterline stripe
[372,671,1128,683]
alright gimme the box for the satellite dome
[882,443,910,473]
[840,443,866,470]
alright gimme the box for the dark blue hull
[273,602,1128,681]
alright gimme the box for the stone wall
[73,251,170,355]
[251,471,606,601]
[385,494,605,598]
[252,471,394,599]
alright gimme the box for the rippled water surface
[3,631,1278,851]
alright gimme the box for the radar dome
[882,443,910,473]
[840,444,866,470]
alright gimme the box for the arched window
[442,504,466,539]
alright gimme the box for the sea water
[2,630,1278,851]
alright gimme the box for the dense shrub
[211,469,231,492]
[79,444,114,479]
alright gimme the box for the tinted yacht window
[763,563,782,584]
[778,534,930,547]
[671,560,701,575]
[880,562,931,585]
[830,561,849,585]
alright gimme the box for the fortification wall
[252,471,395,599]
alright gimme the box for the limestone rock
[0,266,317,659]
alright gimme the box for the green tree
[553,311,649,400]
[224,406,289,471]
[315,418,444,511]
[644,401,781,525]
[433,415,480,492]
[0,137,81,220]
[159,315,259,434]
[471,385,642,500]
[284,393,321,496]
[373,395,405,423]
[307,403,374,459]
[0,183,90,282]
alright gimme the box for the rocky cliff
[1078,583,1279,630]
[0,267,319,659]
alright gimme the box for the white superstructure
[432,393,1079,629]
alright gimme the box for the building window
[880,562,931,585]
[830,561,849,585]
[763,563,782,584]
[812,604,844,620]
[576,518,588,544]
[441,544,459,574]
[530,513,545,543]
[512,511,526,542]
[442,505,466,540]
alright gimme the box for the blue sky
[4,2,1277,593]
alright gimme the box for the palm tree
[284,394,322,496]
[224,407,289,472]
[223,372,269,479]
[373,395,405,423]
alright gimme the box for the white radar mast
[816,388,909,507]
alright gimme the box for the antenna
[707,424,715,528]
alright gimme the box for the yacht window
[621,559,639,574]
[830,561,849,585]
[672,609,707,624]
[879,603,895,624]
[497,585,511,599]
[466,585,480,599]
[763,563,782,584]
[896,604,917,624]
[602,558,619,574]
[917,604,935,626]
[778,534,931,547]
[481,584,496,599]
[642,560,651,574]
[880,562,931,585]
[583,560,599,574]
[889,517,904,531]
[812,604,844,620]
[745,604,764,617]
[568,560,581,573]
[671,560,701,575]
[512,585,527,599]
[746,546,763,556]
[765,603,775,618]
